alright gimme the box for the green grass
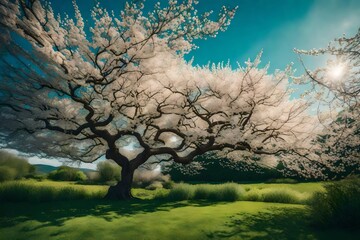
[164,182,324,204]
[0,180,325,203]
[0,180,358,239]
[241,182,325,193]
[167,183,244,201]
[1,200,358,240]
[0,180,168,202]
[308,177,360,228]
[0,180,105,202]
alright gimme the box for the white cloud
[2,148,98,170]
[29,156,98,170]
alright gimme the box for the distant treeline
[166,156,359,182]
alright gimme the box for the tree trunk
[105,167,134,200]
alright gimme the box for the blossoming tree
[294,29,360,175]
[0,0,319,199]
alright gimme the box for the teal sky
[50,0,360,73]
[17,0,360,167]
[189,0,360,72]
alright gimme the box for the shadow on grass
[0,198,216,230]
[206,207,359,240]
[1,200,359,239]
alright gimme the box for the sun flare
[328,64,345,80]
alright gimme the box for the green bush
[261,189,300,204]
[97,161,121,182]
[243,188,307,204]
[193,185,211,199]
[217,183,243,201]
[0,181,105,202]
[244,191,261,201]
[164,183,311,204]
[0,166,17,182]
[85,171,101,182]
[167,184,195,201]
[48,166,88,181]
[308,176,360,228]
[0,151,34,181]
[162,180,175,189]
[132,169,173,189]
[166,183,243,202]
[267,178,298,184]
[29,174,47,181]
[145,181,163,190]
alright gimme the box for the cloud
[29,156,98,170]
[2,148,98,170]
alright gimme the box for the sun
[328,64,345,80]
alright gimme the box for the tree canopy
[0,0,344,199]
[295,29,360,175]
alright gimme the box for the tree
[0,150,35,181]
[294,29,360,175]
[0,0,319,200]
[97,160,121,182]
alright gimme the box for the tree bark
[105,167,134,200]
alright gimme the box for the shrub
[48,166,88,181]
[145,181,163,190]
[261,189,301,204]
[30,174,47,181]
[266,178,298,184]
[167,184,195,201]
[0,151,34,181]
[308,176,360,228]
[244,190,261,201]
[0,166,17,182]
[75,171,88,181]
[166,183,244,202]
[193,185,211,199]
[97,161,121,182]
[162,180,175,189]
[132,169,173,189]
[217,183,243,201]
[243,188,307,204]
[85,171,101,182]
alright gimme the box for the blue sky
[189,0,360,72]
[50,0,360,72]
[16,0,360,167]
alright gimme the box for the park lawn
[0,179,325,200]
[1,199,359,240]
[0,180,358,239]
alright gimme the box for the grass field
[0,180,358,240]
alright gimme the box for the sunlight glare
[329,64,345,80]
[169,136,178,142]
[153,165,161,173]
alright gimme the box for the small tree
[48,166,87,181]
[0,0,321,199]
[97,161,121,182]
[0,150,34,181]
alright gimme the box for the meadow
[1,180,359,240]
